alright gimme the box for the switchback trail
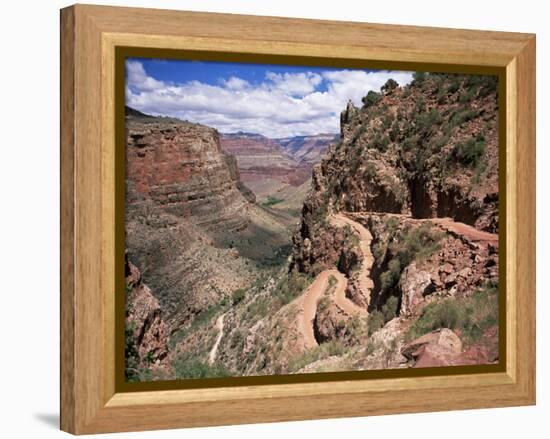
[330,213,375,310]
[293,211,497,352]
[208,313,225,365]
[295,214,373,350]
[296,269,346,350]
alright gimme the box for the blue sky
[126,58,413,138]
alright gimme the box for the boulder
[401,328,463,360]
[399,262,434,316]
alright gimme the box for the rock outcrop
[401,327,498,367]
[125,257,169,367]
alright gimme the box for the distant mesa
[125,105,152,118]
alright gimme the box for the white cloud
[125,60,413,138]
[222,76,250,91]
[265,71,323,96]
[126,60,165,92]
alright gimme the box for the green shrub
[351,124,367,143]
[169,300,230,348]
[406,299,461,341]
[367,310,385,336]
[364,162,377,179]
[232,288,246,305]
[273,271,313,306]
[416,108,442,133]
[173,357,229,379]
[446,78,461,94]
[448,109,479,128]
[381,295,399,322]
[245,296,269,321]
[396,224,443,266]
[377,224,443,303]
[372,241,385,262]
[406,282,498,344]
[412,71,427,86]
[380,258,401,292]
[415,96,426,113]
[124,322,141,382]
[288,341,346,372]
[365,339,378,356]
[389,121,400,142]
[386,216,399,231]
[381,78,399,93]
[458,87,476,103]
[429,134,449,151]
[478,75,498,98]
[369,133,390,151]
[262,196,284,207]
[362,90,381,108]
[230,329,245,349]
[453,137,486,167]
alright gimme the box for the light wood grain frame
[60,4,536,434]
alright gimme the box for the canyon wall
[275,133,338,165]
[220,132,311,188]
[126,113,254,233]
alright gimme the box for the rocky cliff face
[125,256,169,379]
[302,73,498,232]
[127,113,254,233]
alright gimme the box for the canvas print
[124,58,500,382]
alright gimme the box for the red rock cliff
[126,114,253,232]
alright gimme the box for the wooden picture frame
[60,4,536,434]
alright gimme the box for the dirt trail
[431,217,498,245]
[296,269,346,349]
[208,313,225,365]
[330,213,374,309]
[295,214,373,350]
[293,211,497,352]
[346,211,498,246]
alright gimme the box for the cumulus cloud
[265,71,323,96]
[126,60,412,138]
[221,76,250,91]
[126,60,165,92]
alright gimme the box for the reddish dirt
[330,213,375,308]
[432,217,499,245]
[294,214,373,350]
[295,269,346,349]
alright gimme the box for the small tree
[412,71,427,85]
[381,78,399,93]
[362,90,381,108]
